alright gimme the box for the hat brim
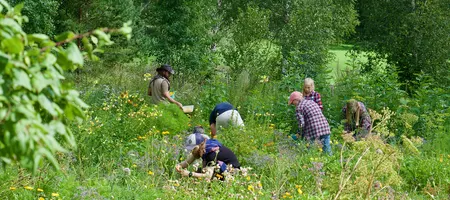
[288,99,294,105]
[185,144,196,152]
[156,67,175,75]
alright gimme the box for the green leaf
[90,35,98,46]
[41,54,57,67]
[66,43,83,66]
[12,68,31,90]
[36,147,60,172]
[0,0,11,10]
[28,34,49,43]
[54,31,75,42]
[82,37,94,59]
[119,21,133,40]
[1,36,24,54]
[93,29,113,45]
[13,2,23,15]
[0,18,22,33]
[38,94,57,116]
[31,73,50,92]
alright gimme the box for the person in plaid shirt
[288,91,331,154]
[303,78,323,110]
[342,99,372,139]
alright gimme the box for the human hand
[180,170,190,177]
[175,165,182,172]
[176,102,183,110]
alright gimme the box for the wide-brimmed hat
[156,64,175,75]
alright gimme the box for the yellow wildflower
[296,185,303,194]
[132,164,137,168]
[440,155,443,162]
[162,131,170,135]
[148,170,154,175]
[247,185,254,192]
[9,186,16,191]
[37,188,44,192]
[39,197,45,200]
[173,183,180,187]
[24,186,33,190]
[246,176,251,181]
[319,148,323,152]
[51,193,59,197]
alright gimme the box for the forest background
[0,0,449,199]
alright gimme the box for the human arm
[163,91,182,109]
[147,80,152,96]
[342,106,351,132]
[210,123,216,138]
[160,81,182,109]
[314,92,323,110]
[359,103,371,132]
[209,108,217,138]
[175,152,198,171]
[177,166,214,179]
[295,107,305,131]
[176,152,214,179]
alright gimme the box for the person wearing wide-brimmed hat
[147,64,182,109]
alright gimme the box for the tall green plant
[0,1,131,172]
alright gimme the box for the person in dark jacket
[176,127,240,180]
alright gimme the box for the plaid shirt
[342,102,371,132]
[296,99,331,140]
[304,91,323,110]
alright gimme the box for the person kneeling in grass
[342,99,372,139]
[175,127,240,180]
[288,91,332,155]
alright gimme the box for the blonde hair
[346,99,360,127]
[192,139,207,158]
[303,78,315,91]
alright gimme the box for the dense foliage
[0,1,131,172]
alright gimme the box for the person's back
[203,143,240,169]
[297,99,330,140]
[209,102,244,137]
[150,77,169,104]
[209,102,234,123]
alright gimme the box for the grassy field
[327,45,369,84]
